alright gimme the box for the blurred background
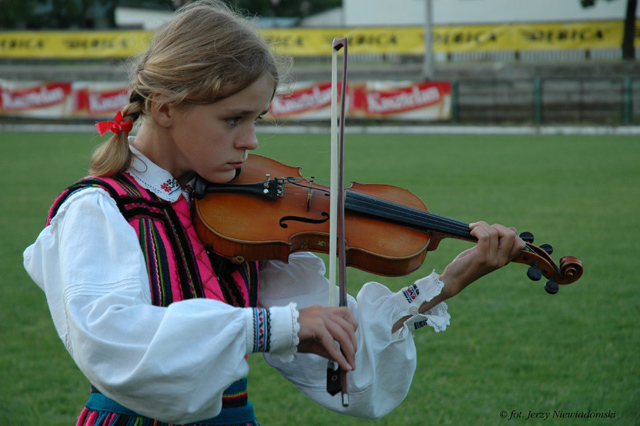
[2,2,639,425]
[0,0,638,127]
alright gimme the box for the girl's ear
[149,96,174,128]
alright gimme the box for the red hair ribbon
[95,111,133,136]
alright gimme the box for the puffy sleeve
[23,188,297,424]
[258,252,450,420]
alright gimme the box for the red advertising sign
[358,81,451,117]
[0,82,71,112]
[271,80,451,121]
[270,82,338,119]
[0,79,451,122]
[74,83,130,117]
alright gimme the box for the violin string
[280,181,472,237]
[281,180,483,238]
[346,190,469,231]
[278,181,545,245]
[345,191,473,239]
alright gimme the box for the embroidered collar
[127,140,194,203]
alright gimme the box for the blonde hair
[90,0,287,176]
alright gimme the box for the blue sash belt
[86,389,256,425]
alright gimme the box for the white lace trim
[412,301,450,333]
[290,302,300,353]
[414,271,446,303]
[269,302,299,363]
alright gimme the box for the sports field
[1,130,638,425]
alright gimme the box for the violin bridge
[306,177,315,211]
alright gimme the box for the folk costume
[24,141,451,425]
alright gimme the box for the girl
[24,1,525,425]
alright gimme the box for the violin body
[193,154,583,289]
[193,155,432,276]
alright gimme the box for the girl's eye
[226,117,241,126]
[254,115,264,124]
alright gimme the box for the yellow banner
[431,21,627,52]
[512,21,626,51]
[265,21,631,55]
[262,27,425,56]
[0,21,636,59]
[433,24,511,52]
[0,30,153,59]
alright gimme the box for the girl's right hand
[296,306,358,372]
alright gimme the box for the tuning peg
[527,265,542,281]
[539,243,554,255]
[544,280,559,295]
[519,231,534,244]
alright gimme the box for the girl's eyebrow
[226,107,270,116]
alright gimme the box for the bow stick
[326,37,349,407]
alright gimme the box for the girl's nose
[237,125,259,151]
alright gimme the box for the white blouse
[23,145,450,424]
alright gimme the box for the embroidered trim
[413,318,430,330]
[402,283,420,304]
[252,308,271,353]
[160,177,180,195]
[395,271,451,333]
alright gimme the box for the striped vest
[48,173,260,425]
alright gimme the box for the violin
[192,154,583,294]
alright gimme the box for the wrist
[439,267,470,300]
[437,272,454,300]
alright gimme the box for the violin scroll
[559,255,584,283]
[515,232,583,294]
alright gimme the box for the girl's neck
[132,124,193,187]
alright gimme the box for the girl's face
[158,73,275,185]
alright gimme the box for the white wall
[344,0,634,26]
[115,7,174,30]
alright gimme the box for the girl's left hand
[439,221,526,299]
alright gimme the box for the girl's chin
[201,170,239,184]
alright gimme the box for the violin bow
[327,37,349,407]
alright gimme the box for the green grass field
[1,130,638,426]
